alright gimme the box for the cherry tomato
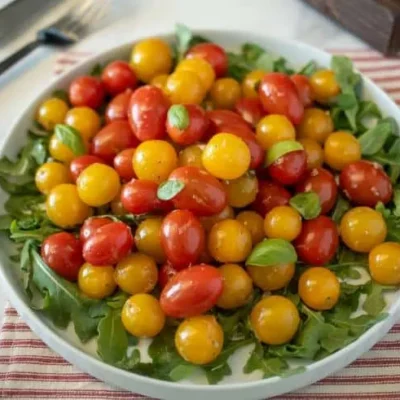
[161,210,205,269]
[340,207,387,253]
[206,109,250,134]
[158,261,179,289]
[296,167,338,214]
[294,215,339,265]
[369,242,400,285]
[178,144,204,169]
[150,74,169,92]
[111,191,128,216]
[256,115,296,151]
[65,107,101,141]
[234,97,264,127]
[252,180,291,216]
[36,97,69,131]
[78,263,116,299]
[83,222,134,265]
[186,43,228,77]
[242,70,266,98]
[166,104,208,146]
[35,162,72,194]
[176,58,216,92]
[310,69,340,103]
[251,296,300,345]
[166,70,205,105]
[101,60,137,96]
[297,108,334,144]
[298,138,324,169]
[122,294,165,337]
[130,38,172,83]
[223,173,258,208]
[105,89,132,124]
[41,232,83,281]
[121,179,161,214]
[128,85,169,141]
[264,206,302,242]
[200,205,235,232]
[80,217,113,242]
[236,211,265,245]
[290,74,313,107]
[160,264,223,318]
[92,120,139,164]
[299,267,340,310]
[339,160,393,207]
[168,166,228,216]
[69,155,105,182]
[49,134,86,164]
[69,76,104,109]
[113,148,136,181]
[175,315,224,365]
[324,131,361,170]
[258,73,304,125]
[247,263,295,291]
[210,78,241,109]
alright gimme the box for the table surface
[0,0,365,322]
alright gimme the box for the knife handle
[0,40,41,76]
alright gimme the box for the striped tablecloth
[1,49,400,399]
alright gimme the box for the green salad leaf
[174,23,209,62]
[358,119,393,156]
[331,195,351,224]
[157,180,185,201]
[54,124,86,156]
[246,239,297,267]
[298,60,317,76]
[90,63,104,77]
[51,89,69,103]
[289,192,321,220]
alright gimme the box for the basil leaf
[157,180,185,200]
[51,89,69,103]
[357,101,381,121]
[331,195,351,224]
[298,60,317,76]
[246,238,297,267]
[0,176,38,195]
[0,140,35,177]
[266,140,303,166]
[54,124,86,156]
[175,23,193,61]
[358,120,392,156]
[289,192,321,220]
[337,92,358,110]
[167,105,189,130]
[273,57,294,74]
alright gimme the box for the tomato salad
[1,24,400,383]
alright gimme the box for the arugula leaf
[358,119,392,156]
[362,282,394,317]
[298,60,317,76]
[289,192,321,220]
[273,57,294,74]
[0,140,35,177]
[246,239,297,267]
[5,194,45,219]
[0,215,12,230]
[54,124,86,156]
[320,324,352,353]
[0,176,38,195]
[174,24,209,62]
[90,63,104,77]
[331,195,351,224]
[242,43,274,71]
[9,219,61,242]
[357,101,381,121]
[51,89,69,103]
[170,364,199,382]
[375,203,400,241]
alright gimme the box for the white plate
[1,30,400,400]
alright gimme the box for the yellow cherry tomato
[77,163,121,207]
[247,263,295,291]
[202,133,251,180]
[178,144,204,169]
[114,253,158,295]
[36,97,69,131]
[242,70,266,98]
[150,73,169,92]
[165,70,205,105]
[297,108,334,144]
[217,264,253,309]
[176,58,216,92]
[65,107,101,141]
[175,315,223,365]
[35,162,71,195]
[298,138,324,169]
[236,211,265,245]
[369,242,400,285]
[310,69,340,103]
[46,184,91,228]
[210,78,241,109]
[122,294,165,338]
[49,134,82,163]
[250,296,300,345]
[134,217,166,264]
[223,173,258,208]
[256,115,296,151]
[324,131,361,170]
[130,38,172,83]
[133,140,178,183]
[78,263,116,299]
[110,191,127,216]
[340,207,387,253]
[208,219,252,263]
[298,267,340,310]
[200,205,235,232]
[264,206,302,242]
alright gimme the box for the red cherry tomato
[259,72,304,125]
[290,74,313,107]
[83,222,133,265]
[268,150,307,186]
[105,89,132,124]
[234,97,264,127]
[206,109,250,136]
[294,216,339,265]
[79,217,113,242]
[161,210,205,269]
[252,180,291,216]
[70,155,105,182]
[128,85,169,141]
[186,43,228,77]
[101,61,137,96]
[166,104,208,146]
[168,166,228,216]
[41,232,84,281]
[92,120,139,163]
[339,160,393,207]
[296,167,338,214]
[121,179,158,214]
[159,261,179,289]
[160,264,223,318]
[113,148,136,181]
[69,76,105,109]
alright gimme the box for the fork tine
[58,0,96,32]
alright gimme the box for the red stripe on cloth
[0,339,47,348]
[350,357,400,367]
[1,322,33,331]
[320,374,400,384]
[0,355,69,365]
[0,371,98,382]
[278,394,400,399]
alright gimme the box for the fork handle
[0,40,41,76]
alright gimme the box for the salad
[1,24,400,384]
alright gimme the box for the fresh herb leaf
[0,215,12,230]
[5,194,45,219]
[266,140,303,166]
[298,60,317,76]
[331,195,350,224]
[362,282,394,317]
[393,187,400,216]
[90,63,103,76]
[167,105,190,130]
[289,192,321,220]
[174,23,209,62]
[170,364,199,382]
[9,219,61,242]
[273,57,294,74]
[0,176,38,195]
[358,119,392,156]
[157,180,185,201]
[54,124,86,156]
[51,89,69,103]
[357,101,381,121]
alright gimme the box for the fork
[0,0,107,76]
